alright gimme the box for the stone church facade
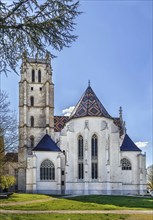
[18,54,147,195]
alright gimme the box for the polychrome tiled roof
[120,134,141,151]
[69,86,111,119]
[33,134,61,151]
[54,116,69,132]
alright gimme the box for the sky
[1,0,152,166]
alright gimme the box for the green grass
[68,195,153,210]
[0,194,152,211]
[0,193,49,203]
[0,214,152,220]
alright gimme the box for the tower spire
[88,80,90,87]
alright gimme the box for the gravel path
[0,209,153,215]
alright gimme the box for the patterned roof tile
[54,116,69,132]
[69,86,111,119]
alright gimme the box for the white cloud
[62,106,75,116]
[135,141,148,148]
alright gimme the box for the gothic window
[30,136,34,148]
[91,134,98,179]
[121,158,132,170]
[32,69,35,82]
[38,69,41,82]
[78,163,84,179]
[30,96,34,106]
[78,135,83,159]
[92,162,98,179]
[78,135,84,180]
[91,134,98,159]
[30,116,34,127]
[40,159,55,180]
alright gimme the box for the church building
[18,53,147,195]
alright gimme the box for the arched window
[30,116,34,127]
[78,135,84,179]
[32,69,35,82]
[91,134,98,179]
[30,136,34,148]
[78,135,83,159]
[92,162,98,179]
[38,69,41,82]
[121,158,132,170]
[30,96,34,106]
[91,134,98,159]
[40,159,55,180]
[78,163,84,180]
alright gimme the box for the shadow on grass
[64,195,153,210]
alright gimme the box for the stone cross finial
[88,80,90,87]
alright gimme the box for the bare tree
[0,90,18,167]
[0,0,80,74]
[147,165,153,192]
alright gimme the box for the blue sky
[1,0,152,166]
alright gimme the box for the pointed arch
[78,135,84,179]
[38,69,41,82]
[91,134,98,159]
[78,135,83,159]
[121,158,132,170]
[91,134,98,179]
[40,159,55,180]
[32,69,35,82]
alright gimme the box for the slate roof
[120,134,141,151]
[69,85,111,119]
[33,134,61,152]
[54,116,69,132]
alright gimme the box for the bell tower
[18,52,54,191]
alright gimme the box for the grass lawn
[0,193,49,203]
[0,214,152,220]
[0,214,153,220]
[0,194,152,220]
[0,194,152,210]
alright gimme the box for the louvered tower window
[40,159,55,180]
[32,69,35,82]
[30,116,34,127]
[30,96,34,106]
[38,69,41,82]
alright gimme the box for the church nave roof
[69,85,112,119]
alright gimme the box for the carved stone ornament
[84,120,89,129]
[101,120,108,130]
